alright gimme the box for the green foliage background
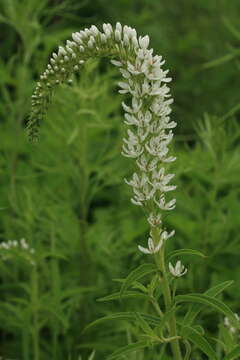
[0,0,240,359]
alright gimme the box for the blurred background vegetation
[0,0,240,359]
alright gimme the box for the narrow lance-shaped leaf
[224,345,240,360]
[181,326,218,360]
[135,312,156,338]
[177,293,239,329]
[84,311,168,333]
[120,263,157,297]
[167,248,206,261]
[156,306,177,334]
[97,290,150,302]
[182,280,234,326]
[107,341,150,360]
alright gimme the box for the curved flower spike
[169,260,187,277]
[138,237,163,255]
[28,22,176,240]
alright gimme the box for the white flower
[122,97,142,114]
[139,35,149,49]
[90,25,99,36]
[138,237,163,255]
[224,313,240,334]
[20,238,29,249]
[124,113,138,126]
[147,213,162,227]
[154,195,176,211]
[102,24,111,38]
[118,81,131,94]
[125,172,147,187]
[169,261,187,277]
[120,68,131,79]
[160,229,175,241]
[116,22,122,33]
[162,156,176,163]
[129,179,156,205]
[110,59,122,67]
[122,142,143,158]
[100,33,107,43]
[123,129,139,146]
[72,33,83,45]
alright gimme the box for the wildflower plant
[27,23,240,360]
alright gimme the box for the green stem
[50,228,60,360]
[31,265,40,360]
[151,297,164,318]
[152,228,182,360]
[22,325,30,360]
[79,119,90,287]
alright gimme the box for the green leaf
[192,325,205,335]
[182,280,234,326]
[224,345,240,360]
[41,251,68,261]
[84,312,165,332]
[205,281,234,297]
[97,291,149,302]
[141,313,167,327]
[148,274,160,295]
[223,17,240,41]
[167,248,206,261]
[176,294,239,329]
[219,324,235,350]
[135,312,156,338]
[120,263,157,297]
[107,341,149,360]
[84,312,135,332]
[183,339,191,360]
[157,306,176,334]
[132,281,148,293]
[203,51,240,69]
[181,326,217,360]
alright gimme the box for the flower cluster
[0,238,35,265]
[28,23,176,255]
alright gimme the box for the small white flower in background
[224,313,240,334]
[169,260,187,277]
[0,238,35,265]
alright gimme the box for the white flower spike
[169,260,187,278]
[28,23,177,244]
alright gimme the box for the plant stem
[50,227,60,360]
[151,297,164,318]
[152,228,182,360]
[31,265,40,360]
[78,118,90,288]
[22,325,30,360]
